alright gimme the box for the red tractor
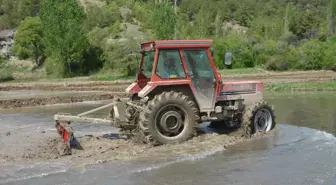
[54,40,276,148]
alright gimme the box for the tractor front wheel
[139,91,200,145]
[242,100,276,137]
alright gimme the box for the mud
[0,70,335,92]
[2,127,275,169]
[0,70,334,110]
[0,92,128,110]
[0,81,132,91]
[1,92,336,185]
[225,70,336,83]
[0,70,334,170]
[0,84,129,92]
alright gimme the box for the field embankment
[0,70,335,110]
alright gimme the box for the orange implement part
[55,121,71,143]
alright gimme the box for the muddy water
[1,92,336,185]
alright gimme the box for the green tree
[284,3,294,36]
[323,37,336,70]
[0,0,20,28]
[12,16,44,67]
[328,0,336,37]
[289,10,321,39]
[84,2,121,30]
[0,0,41,29]
[193,7,212,38]
[214,10,222,37]
[151,2,176,39]
[40,0,89,77]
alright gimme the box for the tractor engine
[210,81,264,128]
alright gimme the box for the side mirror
[224,52,232,66]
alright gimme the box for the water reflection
[265,92,336,135]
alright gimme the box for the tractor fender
[138,83,199,110]
[138,80,193,98]
[126,82,141,94]
[138,84,156,98]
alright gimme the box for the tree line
[0,0,335,78]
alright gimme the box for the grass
[89,74,134,81]
[219,67,266,75]
[88,69,136,81]
[0,70,14,82]
[0,64,21,82]
[265,81,336,92]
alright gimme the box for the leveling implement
[54,40,276,149]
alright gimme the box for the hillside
[0,0,335,81]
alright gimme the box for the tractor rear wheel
[138,91,200,145]
[242,100,276,137]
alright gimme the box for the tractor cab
[126,40,222,111]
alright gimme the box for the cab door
[182,49,218,111]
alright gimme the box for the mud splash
[5,128,276,169]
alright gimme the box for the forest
[0,0,335,78]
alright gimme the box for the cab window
[156,49,186,79]
[141,50,155,78]
[183,49,215,79]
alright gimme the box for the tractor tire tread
[241,100,276,138]
[138,91,200,146]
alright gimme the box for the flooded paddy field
[1,91,336,185]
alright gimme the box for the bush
[213,34,257,69]
[121,55,138,77]
[0,70,14,82]
[322,38,336,71]
[108,0,135,8]
[87,27,110,48]
[12,45,31,60]
[99,38,141,77]
[44,57,67,78]
[252,40,277,66]
[85,2,121,30]
[124,12,134,23]
[108,20,122,37]
[265,55,290,71]
[295,40,325,70]
[0,56,4,65]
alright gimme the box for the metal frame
[53,98,140,127]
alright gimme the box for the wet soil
[1,92,336,184]
[0,70,334,169]
[0,81,132,91]
[2,126,274,169]
[0,70,334,110]
[1,70,335,92]
[0,92,128,110]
